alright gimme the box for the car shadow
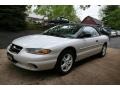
[6,54,101,83]
[10,55,99,77]
[73,54,100,70]
[4,54,103,85]
[8,63,58,77]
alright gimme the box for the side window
[83,26,99,37]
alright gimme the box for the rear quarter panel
[98,35,109,46]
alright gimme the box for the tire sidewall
[101,44,107,57]
[55,50,75,75]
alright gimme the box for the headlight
[26,48,51,55]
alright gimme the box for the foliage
[26,22,41,30]
[102,5,119,16]
[0,5,27,31]
[101,5,120,30]
[34,5,80,22]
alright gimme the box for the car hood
[12,34,74,48]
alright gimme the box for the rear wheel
[99,44,107,57]
[55,50,75,75]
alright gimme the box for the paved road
[0,30,120,49]
[0,48,120,85]
[0,30,42,49]
[109,37,120,49]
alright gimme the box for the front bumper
[7,46,57,71]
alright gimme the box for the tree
[34,5,80,22]
[0,5,27,31]
[103,8,120,29]
[102,5,119,16]
[101,5,120,29]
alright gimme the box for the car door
[77,26,101,59]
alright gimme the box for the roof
[90,16,102,25]
[82,16,102,26]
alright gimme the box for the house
[81,16,103,27]
[48,17,69,25]
[26,13,48,23]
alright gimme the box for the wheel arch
[58,46,77,60]
[104,42,107,46]
[54,46,77,74]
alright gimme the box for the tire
[55,49,75,75]
[98,44,107,57]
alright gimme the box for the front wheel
[55,50,75,75]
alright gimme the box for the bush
[0,5,27,31]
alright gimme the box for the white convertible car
[7,24,109,74]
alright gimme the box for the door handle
[96,40,98,42]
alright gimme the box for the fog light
[28,63,38,69]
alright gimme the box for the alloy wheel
[61,54,73,72]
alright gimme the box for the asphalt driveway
[109,37,120,49]
[0,30,42,49]
[0,48,120,85]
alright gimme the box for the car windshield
[42,24,81,38]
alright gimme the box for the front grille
[9,44,22,54]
